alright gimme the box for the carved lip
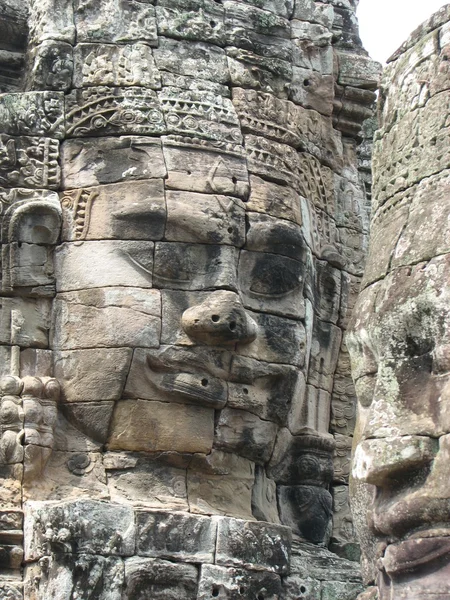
[382,531,450,577]
[372,494,450,540]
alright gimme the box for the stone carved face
[348,192,450,595]
[53,145,330,524]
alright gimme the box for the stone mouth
[382,532,450,577]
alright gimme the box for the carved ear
[6,199,61,245]
[2,196,61,292]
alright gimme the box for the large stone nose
[181,291,257,346]
[352,435,438,487]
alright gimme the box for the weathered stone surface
[61,180,166,242]
[104,452,189,510]
[278,485,332,544]
[73,43,161,89]
[61,137,167,189]
[165,191,245,246]
[187,450,255,519]
[181,291,257,346]
[251,466,280,524]
[65,87,165,138]
[348,7,450,596]
[54,347,132,402]
[214,407,278,464]
[54,241,154,291]
[124,557,198,600]
[108,399,214,454]
[216,517,291,574]
[24,555,124,600]
[22,450,108,503]
[124,346,232,401]
[53,288,161,350]
[154,39,229,84]
[198,564,282,600]
[29,0,75,45]
[237,311,306,366]
[268,428,335,485]
[0,91,64,139]
[153,242,238,291]
[24,499,135,559]
[136,510,217,563]
[0,297,51,348]
[0,135,60,190]
[163,138,250,199]
[25,40,73,92]
[228,361,303,426]
[74,0,157,45]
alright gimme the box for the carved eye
[249,255,302,297]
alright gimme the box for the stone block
[60,180,166,242]
[108,399,215,454]
[153,242,238,291]
[22,450,108,503]
[293,385,331,435]
[24,499,135,560]
[251,466,280,524]
[214,407,278,464]
[53,347,132,402]
[65,87,165,138]
[0,91,64,139]
[123,336,228,409]
[24,554,124,600]
[289,67,334,116]
[215,517,291,574]
[187,450,255,520]
[54,241,154,291]
[61,137,166,189]
[53,288,161,350]
[0,464,23,509]
[198,564,282,600]
[165,191,245,246]
[59,401,114,444]
[227,49,291,98]
[154,38,229,84]
[163,137,249,199]
[104,451,189,510]
[156,0,226,46]
[0,135,60,190]
[124,557,198,600]
[246,176,302,224]
[228,361,303,427]
[136,510,217,563]
[0,297,51,348]
[29,0,75,44]
[282,576,321,599]
[25,40,73,92]
[74,0,157,44]
[124,346,232,399]
[0,580,22,600]
[237,311,306,367]
[159,86,241,144]
[321,581,365,600]
[73,43,161,89]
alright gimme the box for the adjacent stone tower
[0,0,378,598]
[349,5,450,599]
